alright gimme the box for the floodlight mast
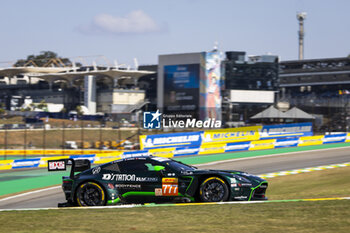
[297,12,307,60]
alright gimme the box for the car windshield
[165,160,196,172]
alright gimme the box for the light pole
[297,12,307,60]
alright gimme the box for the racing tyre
[199,177,229,202]
[76,182,106,206]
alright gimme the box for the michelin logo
[143,110,162,129]
[142,134,201,148]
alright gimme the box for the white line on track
[193,146,350,167]
[0,186,61,202]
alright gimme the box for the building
[0,65,155,121]
[2,53,350,131]
[279,56,350,131]
[222,51,279,126]
[138,65,157,111]
[157,50,222,121]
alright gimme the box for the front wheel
[199,177,229,202]
[76,182,106,206]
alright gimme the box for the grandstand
[279,56,350,131]
[0,59,155,121]
[1,53,350,132]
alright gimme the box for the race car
[48,156,268,207]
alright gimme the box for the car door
[145,159,181,203]
[116,159,161,203]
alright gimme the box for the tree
[37,100,48,111]
[76,106,83,117]
[0,103,6,116]
[14,51,80,67]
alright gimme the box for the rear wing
[48,159,91,178]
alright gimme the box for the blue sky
[0,0,349,66]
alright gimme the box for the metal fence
[0,122,144,159]
[0,118,198,159]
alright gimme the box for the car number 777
[162,184,178,196]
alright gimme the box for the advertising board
[163,64,200,113]
[230,90,275,103]
[200,51,222,121]
[139,123,314,149]
[201,126,262,144]
[139,131,202,150]
[260,122,313,139]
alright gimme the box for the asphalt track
[0,146,350,209]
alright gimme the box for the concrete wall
[97,89,145,113]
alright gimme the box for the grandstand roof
[0,67,69,77]
[250,105,315,119]
[250,105,290,119]
[285,107,315,119]
[0,67,155,80]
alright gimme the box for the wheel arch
[73,179,108,206]
[195,174,231,200]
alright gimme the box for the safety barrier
[143,133,350,157]
[139,123,313,150]
[1,132,350,171]
[0,152,124,170]
[0,149,122,156]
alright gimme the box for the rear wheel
[199,177,229,202]
[76,182,106,206]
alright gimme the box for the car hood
[182,169,266,184]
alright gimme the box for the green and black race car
[48,156,268,207]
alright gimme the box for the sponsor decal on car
[115,184,141,189]
[102,173,158,182]
[136,177,158,182]
[163,178,178,183]
[48,161,66,171]
[155,188,163,196]
[182,171,193,175]
[92,166,101,175]
[102,174,136,181]
[162,177,178,196]
[240,183,253,187]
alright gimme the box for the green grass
[1,164,350,232]
[0,201,349,232]
[266,166,350,200]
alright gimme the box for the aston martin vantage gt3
[48,156,268,207]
